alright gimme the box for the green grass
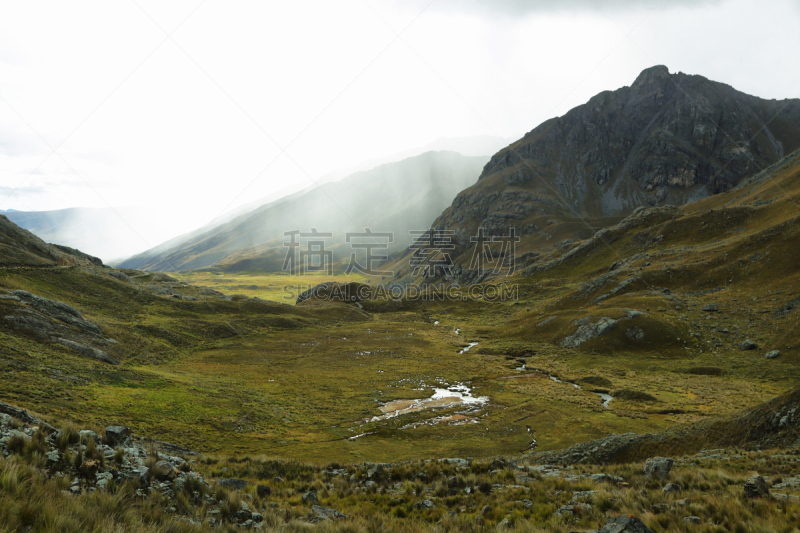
[3,160,800,463]
[0,261,794,464]
[3,431,800,533]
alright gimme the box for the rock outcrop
[560,317,618,348]
[644,457,674,479]
[433,66,800,249]
[2,288,118,365]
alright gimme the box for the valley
[2,58,800,532]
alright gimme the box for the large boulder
[105,426,131,446]
[312,505,346,520]
[643,457,674,479]
[217,478,248,490]
[740,340,758,351]
[302,490,320,505]
[743,475,770,499]
[414,499,435,510]
[599,515,654,533]
[367,464,384,480]
[79,430,101,444]
[154,460,177,481]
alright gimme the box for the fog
[1,0,798,261]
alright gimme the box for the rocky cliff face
[433,66,800,246]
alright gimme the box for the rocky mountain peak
[630,64,672,89]
[428,66,800,250]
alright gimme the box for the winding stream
[549,375,613,408]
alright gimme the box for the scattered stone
[766,350,781,359]
[651,503,669,514]
[598,514,655,532]
[367,464,384,479]
[490,459,507,470]
[644,457,674,479]
[589,473,623,484]
[154,461,177,481]
[108,271,130,282]
[702,304,719,312]
[663,483,682,493]
[554,504,574,517]
[626,326,645,341]
[312,505,346,520]
[105,426,131,446]
[497,516,512,529]
[217,478,248,491]
[79,430,101,444]
[413,500,435,510]
[684,516,701,524]
[740,340,758,351]
[302,489,320,505]
[256,484,271,497]
[136,466,150,484]
[522,499,532,509]
[440,458,470,468]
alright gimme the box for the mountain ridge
[431,65,800,250]
[118,151,488,272]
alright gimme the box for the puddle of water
[455,328,461,335]
[371,382,488,421]
[459,342,479,354]
[434,321,439,325]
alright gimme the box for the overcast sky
[1,0,799,253]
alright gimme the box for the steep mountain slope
[0,214,103,268]
[430,65,800,250]
[118,151,488,272]
[4,207,177,263]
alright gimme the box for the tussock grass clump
[612,388,659,402]
[0,458,206,533]
[56,423,80,451]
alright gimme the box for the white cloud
[0,0,798,256]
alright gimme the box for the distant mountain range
[316,135,511,184]
[384,65,800,285]
[117,151,489,272]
